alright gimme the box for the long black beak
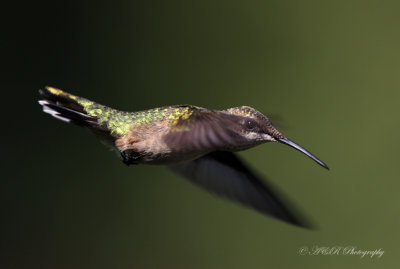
[277,137,329,170]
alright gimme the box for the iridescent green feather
[44,87,196,136]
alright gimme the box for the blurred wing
[263,113,288,130]
[169,151,312,228]
[163,109,242,151]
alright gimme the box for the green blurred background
[3,0,400,268]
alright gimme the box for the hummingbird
[38,86,328,228]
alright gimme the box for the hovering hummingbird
[39,86,328,228]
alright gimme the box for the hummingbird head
[225,106,329,169]
[225,106,282,142]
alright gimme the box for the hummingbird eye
[245,119,257,131]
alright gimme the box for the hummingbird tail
[39,86,143,146]
[39,86,100,127]
[38,86,118,143]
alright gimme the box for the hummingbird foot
[120,150,143,165]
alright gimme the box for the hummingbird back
[38,86,198,146]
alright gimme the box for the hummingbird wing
[163,108,242,152]
[169,151,312,228]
